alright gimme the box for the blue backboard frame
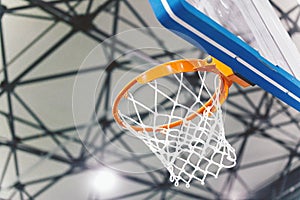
[149,0,300,111]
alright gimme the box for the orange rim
[112,58,232,132]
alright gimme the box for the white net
[117,71,236,186]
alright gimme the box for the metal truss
[0,0,299,199]
[270,0,300,36]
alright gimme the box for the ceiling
[0,0,300,199]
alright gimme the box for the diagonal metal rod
[0,110,42,130]
[6,0,81,12]
[86,0,94,14]
[0,150,12,187]
[0,30,75,97]
[0,137,72,164]
[0,16,23,200]
[6,12,54,20]
[12,92,48,130]
[3,21,58,71]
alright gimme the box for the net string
[118,71,236,186]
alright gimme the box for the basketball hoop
[112,56,250,186]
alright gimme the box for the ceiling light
[92,168,118,194]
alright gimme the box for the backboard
[149,0,300,111]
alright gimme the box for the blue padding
[149,0,300,111]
